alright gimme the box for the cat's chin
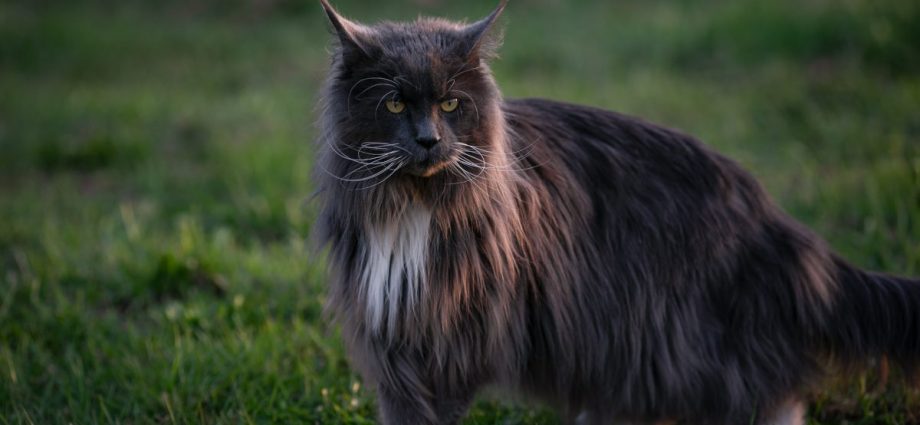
[405,160,451,178]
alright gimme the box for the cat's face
[320,1,505,185]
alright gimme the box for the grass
[1,0,918,423]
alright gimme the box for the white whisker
[448,65,481,81]
[359,159,409,190]
[375,90,397,121]
[322,139,411,190]
[347,77,399,115]
[354,82,397,100]
[450,89,480,122]
[335,159,403,183]
[393,76,418,90]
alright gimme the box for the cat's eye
[440,98,459,113]
[385,99,405,114]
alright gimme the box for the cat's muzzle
[404,145,453,178]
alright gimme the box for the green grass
[1,0,918,423]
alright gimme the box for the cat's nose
[415,135,441,149]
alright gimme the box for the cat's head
[318,1,507,191]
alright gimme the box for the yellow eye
[385,99,405,114]
[440,98,459,112]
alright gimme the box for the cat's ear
[457,0,507,63]
[319,0,376,64]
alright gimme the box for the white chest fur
[360,204,432,334]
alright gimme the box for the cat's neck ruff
[359,202,432,334]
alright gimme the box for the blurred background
[1,0,918,422]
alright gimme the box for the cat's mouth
[404,157,452,178]
[401,147,455,178]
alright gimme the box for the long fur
[312,3,920,424]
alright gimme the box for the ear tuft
[319,0,375,61]
[458,0,507,62]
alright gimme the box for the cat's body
[313,2,920,424]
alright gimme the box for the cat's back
[502,97,786,278]
[503,97,752,207]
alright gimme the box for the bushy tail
[828,257,920,365]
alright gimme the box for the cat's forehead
[374,18,464,50]
[370,20,468,78]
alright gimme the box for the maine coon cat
[313,1,920,424]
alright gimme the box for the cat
[312,1,920,424]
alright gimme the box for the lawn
[1,0,919,423]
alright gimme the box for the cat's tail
[826,257,920,366]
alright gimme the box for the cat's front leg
[376,383,475,425]
[572,410,677,425]
[376,383,437,425]
[432,390,476,425]
[759,398,805,425]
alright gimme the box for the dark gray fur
[312,2,920,424]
